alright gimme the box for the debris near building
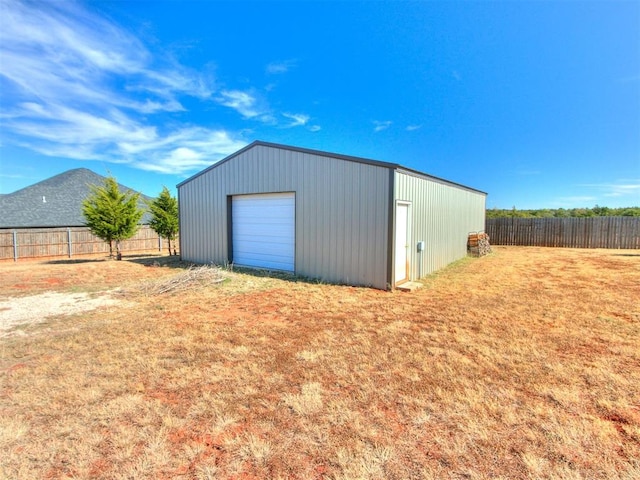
[126,264,226,296]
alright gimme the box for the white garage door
[232,193,295,271]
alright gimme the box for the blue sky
[0,0,638,209]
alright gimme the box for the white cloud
[282,112,309,127]
[133,131,246,174]
[7,100,246,174]
[550,180,640,208]
[406,124,422,131]
[0,0,209,109]
[308,125,322,132]
[266,59,296,75]
[0,0,245,175]
[579,181,640,199]
[217,90,260,118]
[0,0,320,174]
[216,89,278,124]
[373,120,392,132]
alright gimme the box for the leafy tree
[148,186,179,255]
[82,176,144,259]
[620,207,640,216]
[592,204,611,216]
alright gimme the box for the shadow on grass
[45,258,107,265]
[45,253,182,266]
[611,253,640,257]
[125,254,191,269]
[230,265,299,283]
[127,256,369,289]
[226,264,375,290]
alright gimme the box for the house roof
[177,140,486,195]
[0,168,151,229]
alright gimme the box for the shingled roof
[0,168,151,228]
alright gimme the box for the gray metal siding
[178,144,390,289]
[394,171,486,281]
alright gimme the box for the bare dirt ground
[0,247,639,479]
[0,291,120,338]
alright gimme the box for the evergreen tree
[82,176,144,259]
[148,186,179,255]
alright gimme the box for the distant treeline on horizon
[486,206,640,218]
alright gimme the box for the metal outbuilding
[177,141,486,290]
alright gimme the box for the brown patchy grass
[1,247,639,479]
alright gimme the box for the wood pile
[468,232,492,257]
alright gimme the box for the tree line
[82,176,178,259]
[486,206,640,219]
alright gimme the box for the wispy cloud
[308,125,322,132]
[218,90,262,118]
[0,0,256,174]
[406,124,422,131]
[266,59,297,75]
[131,130,246,174]
[373,120,392,132]
[579,180,640,199]
[0,0,210,107]
[551,180,640,208]
[7,101,245,174]
[282,112,309,127]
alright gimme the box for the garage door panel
[234,225,294,239]
[233,236,294,247]
[232,193,295,272]
[234,217,293,227]
[233,240,294,254]
[231,252,292,271]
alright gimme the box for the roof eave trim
[176,140,262,188]
[395,167,487,195]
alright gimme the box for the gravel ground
[0,291,120,337]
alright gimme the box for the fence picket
[0,226,178,261]
[486,217,639,249]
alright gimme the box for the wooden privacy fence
[486,217,640,249]
[0,226,179,261]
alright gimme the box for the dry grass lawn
[1,247,639,479]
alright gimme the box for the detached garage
[177,141,486,290]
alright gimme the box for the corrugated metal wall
[394,171,486,280]
[179,144,391,289]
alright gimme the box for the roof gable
[177,141,399,188]
[177,140,486,195]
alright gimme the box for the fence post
[67,227,72,258]
[13,230,18,262]
[158,235,162,252]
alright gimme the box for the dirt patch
[0,291,121,337]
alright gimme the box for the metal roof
[177,140,487,195]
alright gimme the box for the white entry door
[395,202,410,285]
[232,193,295,271]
